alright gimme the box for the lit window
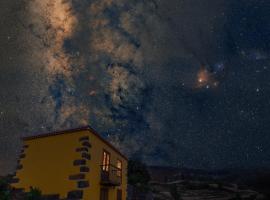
[102,150,110,171]
[117,159,122,177]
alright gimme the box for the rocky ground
[143,167,270,200]
[150,180,265,200]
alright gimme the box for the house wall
[11,129,127,200]
[85,131,127,200]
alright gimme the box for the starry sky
[1,0,270,175]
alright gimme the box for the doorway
[117,189,122,200]
[100,188,109,200]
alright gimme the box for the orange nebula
[197,69,210,84]
[196,68,219,89]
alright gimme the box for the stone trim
[73,159,86,166]
[17,164,23,170]
[66,135,92,200]
[78,136,89,142]
[68,174,85,180]
[19,154,26,159]
[10,178,20,184]
[67,190,83,199]
[42,194,60,200]
[81,153,91,160]
[81,141,91,148]
[10,172,16,177]
[79,166,89,173]
[75,147,88,153]
[77,181,89,188]
[14,188,24,192]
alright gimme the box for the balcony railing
[100,164,122,186]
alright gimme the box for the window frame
[102,149,111,172]
[116,159,122,177]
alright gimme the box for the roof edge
[22,126,90,141]
[22,126,128,161]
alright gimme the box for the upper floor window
[102,150,110,171]
[116,159,122,177]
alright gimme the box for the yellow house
[11,126,128,200]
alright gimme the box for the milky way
[1,0,270,174]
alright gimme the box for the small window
[116,159,122,177]
[102,150,110,171]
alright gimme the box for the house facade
[11,126,128,200]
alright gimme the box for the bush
[0,178,11,200]
[0,190,11,200]
[26,187,42,200]
[0,178,9,191]
[231,193,242,200]
[128,159,151,193]
[170,184,182,200]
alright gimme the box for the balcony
[100,164,122,186]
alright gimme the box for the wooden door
[100,188,109,200]
[117,189,122,200]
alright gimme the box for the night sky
[1,0,270,175]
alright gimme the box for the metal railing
[100,164,122,186]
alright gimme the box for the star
[1,0,270,174]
